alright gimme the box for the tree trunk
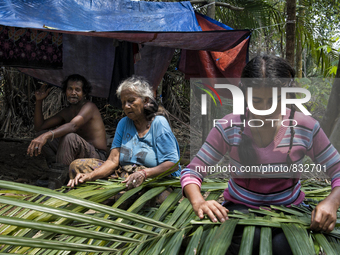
[286,0,296,67]
[320,54,340,137]
[303,49,307,77]
[206,0,215,19]
[281,33,284,58]
[295,3,304,78]
[296,34,302,78]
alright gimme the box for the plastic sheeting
[0,0,251,99]
[0,0,201,32]
[18,34,116,98]
[178,13,250,99]
[0,0,250,52]
[17,36,176,98]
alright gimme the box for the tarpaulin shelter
[0,0,251,105]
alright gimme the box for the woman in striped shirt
[181,55,340,255]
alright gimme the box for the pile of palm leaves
[0,177,339,255]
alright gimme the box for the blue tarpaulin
[0,0,201,32]
[0,0,251,99]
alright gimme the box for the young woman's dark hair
[238,55,296,166]
[144,94,171,127]
[62,74,92,97]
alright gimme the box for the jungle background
[1,1,340,254]
[1,0,340,185]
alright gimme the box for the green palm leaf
[0,180,174,230]
[207,219,238,255]
[259,223,272,255]
[281,223,315,255]
[0,196,157,236]
[0,236,117,253]
[239,214,256,255]
[184,226,203,255]
[0,215,140,243]
[313,233,337,255]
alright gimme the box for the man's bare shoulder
[58,101,101,122]
[85,101,99,108]
[77,102,104,123]
[81,101,101,115]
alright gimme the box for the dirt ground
[0,138,49,185]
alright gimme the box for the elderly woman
[67,76,181,189]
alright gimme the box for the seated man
[27,74,107,189]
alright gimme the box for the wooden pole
[286,0,296,67]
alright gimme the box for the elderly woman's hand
[122,171,146,189]
[67,172,93,188]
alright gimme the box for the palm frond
[0,178,339,255]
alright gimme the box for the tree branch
[190,1,244,11]
[215,2,244,11]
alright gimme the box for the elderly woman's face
[121,90,146,121]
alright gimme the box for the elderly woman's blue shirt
[111,116,181,176]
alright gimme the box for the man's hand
[67,173,93,188]
[192,199,229,223]
[122,171,146,190]
[35,83,52,101]
[311,198,338,233]
[27,134,48,157]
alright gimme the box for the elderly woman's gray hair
[116,76,154,100]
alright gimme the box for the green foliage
[316,36,340,77]
[193,0,340,78]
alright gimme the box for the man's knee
[57,133,88,165]
[59,133,78,145]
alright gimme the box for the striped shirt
[181,109,340,208]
